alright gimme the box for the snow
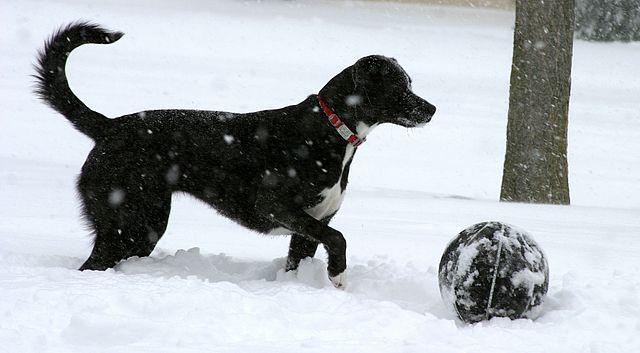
[511,269,546,292]
[455,236,488,276]
[1,0,640,352]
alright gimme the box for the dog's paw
[329,271,347,289]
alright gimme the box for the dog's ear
[319,56,394,109]
[353,56,393,88]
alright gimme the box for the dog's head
[319,55,436,128]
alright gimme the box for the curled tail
[33,21,123,140]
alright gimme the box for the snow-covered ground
[1,0,639,352]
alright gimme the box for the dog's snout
[405,93,436,120]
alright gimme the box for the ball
[438,221,549,323]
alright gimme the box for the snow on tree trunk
[500,0,574,205]
[575,0,640,42]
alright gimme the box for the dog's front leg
[256,195,347,288]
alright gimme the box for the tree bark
[500,0,574,205]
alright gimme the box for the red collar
[317,96,365,148]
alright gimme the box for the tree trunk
[575,0,640,42]
[500,0,574,205]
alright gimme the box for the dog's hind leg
[285,234,319,271]
[78,184,171,271]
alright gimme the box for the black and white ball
[438,221,549,323]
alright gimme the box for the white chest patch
[304,122,377,221]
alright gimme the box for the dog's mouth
[413,118,432,128]
[397,116,432,128]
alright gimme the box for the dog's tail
[33,22,123,140]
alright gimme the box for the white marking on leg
[330,271,347,289]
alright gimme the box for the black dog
[34,22,436,287]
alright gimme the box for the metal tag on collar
[335,123,355,141]
[337,123,365,147]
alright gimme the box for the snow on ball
[438,221,549,323]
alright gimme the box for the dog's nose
[427,103,436,117]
